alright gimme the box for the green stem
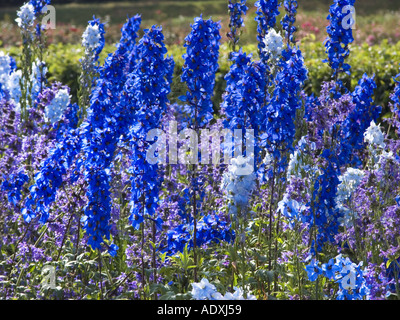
[98,249,104,300]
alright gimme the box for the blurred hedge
[0,0,223,7]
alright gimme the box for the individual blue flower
[305,258,322,282]
[107,243,119,257]
[277,195,307,228]
[321,258,340,280]
[395,195,400,207]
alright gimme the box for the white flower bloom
[263,151,273,167]
[287,136,313,179]
[31,59,47,100]
[336,168,365,203]
[262,28,283,60]
[191,278,218,300]
[229,156,254,176]
[6,69,22,110]
[191,279,257,300]
[45,88,71,123]
[364,121,395,169]
[82,23,102,53]
[287,149,301,178]
[6,59,47,111]
[15,3,35,29]
[227,287,257,300]
[0,51,13,88]
[221,156,256,214]
[364,121,385,148]
[336,168,364,227]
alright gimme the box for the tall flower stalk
[180,16,221,281]
[227,0,248,53]
[324,0,356,82]
[254,0,281,63]
[124,25,174,294]
[16,3,36,124]
[281,0,298,45]
[78,17,105,122]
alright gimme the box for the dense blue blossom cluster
[29,0,51,16]
[164,215,234,255]
[81,16,143,252]
[222,49,266,164]
[305,254,369,300]
[309,148,341,253]
[263,46,308,174]
[181,16,221,128]
[118,14,142,74]
[125,26,174,230]
[340,74,381,166]
[1,171,29,207]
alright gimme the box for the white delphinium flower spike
[15,3,35,29]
